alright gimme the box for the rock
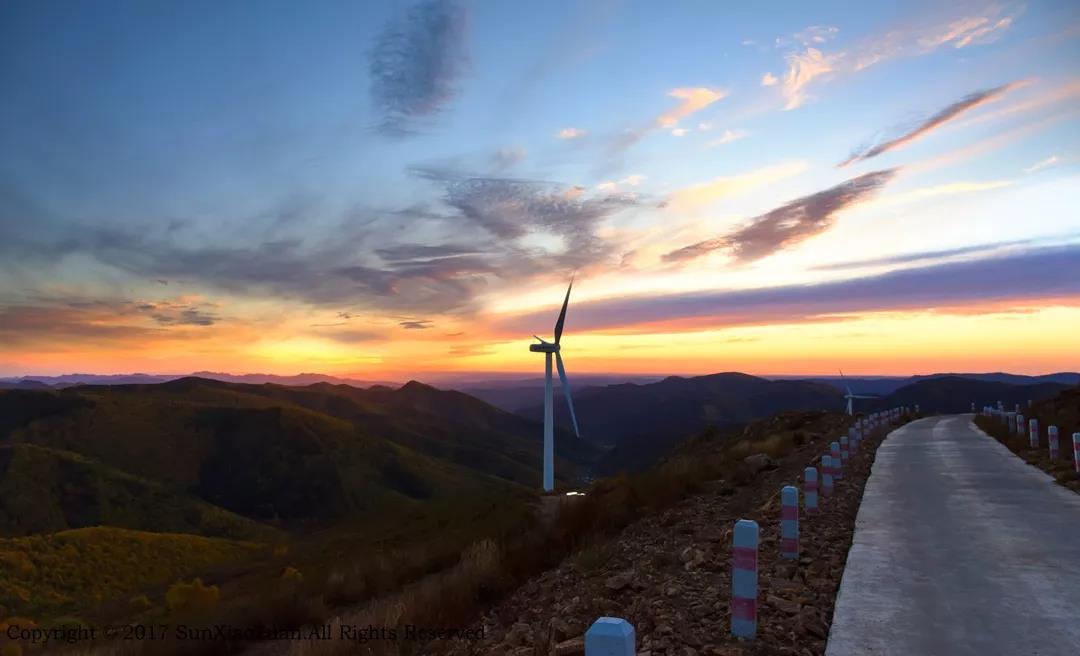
[550,618,573,640]
[744,453,777,473]
[554,637,585,656]
[605,572,631,591]
[766,594,801,615]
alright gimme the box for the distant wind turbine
[839,369,877,416]
[530,278,581,492]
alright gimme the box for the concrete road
[827,415,1080,656]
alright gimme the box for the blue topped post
[780,485,799,559]
[731,519,759,639]
[585,617,635,656]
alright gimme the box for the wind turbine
[530,279,581,492]
[839,369,876,416]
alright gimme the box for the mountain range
[0,377,596,539]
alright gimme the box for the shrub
[281,566,304,583]
[165,578,219,614]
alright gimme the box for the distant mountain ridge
[0,377,598,539]
[0,372,400,388]
[798,372,1080,395]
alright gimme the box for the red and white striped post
[1048,426,1059,461]
[1028,418,1039,448]
[780,486,799,559]
[731,519,759,639]
[840,436,850,465]
[1073,433,1080,474]
[830,441,843,480]
[804,467,818,514]
[821,456,834,497]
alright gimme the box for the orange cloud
[665,161,807,212]
[657,87,728,128]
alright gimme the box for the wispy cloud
[557,127,588,139]
[1024,155,1060,173]
[399,319,433,330]
[880,180,1014,206]
[664,169,897,263]
[705,129,749,148]
[776,25,840,48]
[780,48,841,110]
[604,86,730,165]
[761,72,779,87]
[492,146,527,170]
[368,0,468,135]
[812,239,1035,271]
[775,6,1019,110]
[839,83,1019,166]
[656,87,729,128]
[664,161,806,212]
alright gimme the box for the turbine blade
[533,334,550,344]
[555,351,580,437]
[553,278,573,345]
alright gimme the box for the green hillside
[0,379,565,529]
[0,444,277,541]
[0,526,263,619]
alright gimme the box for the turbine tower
[530,279,581,492]
[839,369,876,416]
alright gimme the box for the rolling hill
[0,444,276,540]
[0,378,596,533]
[519,372,844,451]
[879,376,1073,414]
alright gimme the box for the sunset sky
[1,0,1079,380]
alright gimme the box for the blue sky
[0,0,1078,377]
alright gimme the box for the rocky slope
[434,416,896,656]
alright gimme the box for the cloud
[879,180,1014,206]
[671,128,688,137]
[664,168,897,263]
[368,0,469,135]
[492,146,527,170]
[500,244,1080,335]
[780,48,841,110]
[596,175,646,192]
[775,6,1018,110]
[0,164,641,318]
[139,301,219,326]
[664,161,807,212]
[399,319,433,330]
[839,83,1019,166]
[917,15,1014,50]
[811,239,1038,271]
[557,127,588,139]
[705,129,749,148]
[0,297,218,346]
[761,72,779,87]
[656,87,728,128]
[777,25,840,48]
[1024,155,1061,173]
[601,87,730,167]
[436,174,638,246]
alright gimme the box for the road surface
[827,414,1080,656]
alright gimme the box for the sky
[1,0,1079,380]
